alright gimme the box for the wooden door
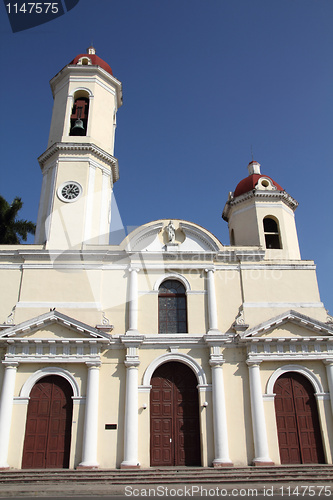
[150,362,201,466]
[22,375,73,469]
[274,372,325,464]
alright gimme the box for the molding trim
[142,353,207,387]
[19,366,80,398]
[38,143,119,182]
[266,364,324,395]
[153,273,191,292]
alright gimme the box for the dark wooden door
[150,362,201,466]
[274,372,325,464]
[22,375,73,469]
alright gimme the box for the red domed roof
[234,174,283,198]
[70,50,113,76]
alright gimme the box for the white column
[324,361,333,416]
[247,361,274,465]
[127,268,139,334]
[121,360,140,468]
[210,359,233,467]
[78,362,100,468]
[205,269,220,334]
[0,362,18,468]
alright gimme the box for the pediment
[122,219,223,252]
[0,311,110,341]
[243,310,333,339]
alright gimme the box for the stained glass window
[158,280,187,333]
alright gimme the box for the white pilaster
[83,164,96,243]
[205,269,220,334]
[324,360,333,416]
[99,171,111,244]
[209,357,233,467]
[127,268,139,335]
[78,362,101,468]
[121,363,139,468]
[120,336,144,469]
[247,360,274,465]
[0,362,18,469]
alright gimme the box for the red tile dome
[70,47,113,76]
[234,174,283,198]
[233,161,283,198]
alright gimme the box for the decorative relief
[96,312,114,333]
[326,312,333,324]
[232,309,249,333]
[166,221,176,244]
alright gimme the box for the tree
[0,196,36,244]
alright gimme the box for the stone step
[0,466,332,485]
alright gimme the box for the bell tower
[222,161,301,260]
[35,47,123,248]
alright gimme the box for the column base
[252,459,275,466]
[77,462,99,470]
[213,459,233,468]
[120,463,140,469]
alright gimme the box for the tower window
[263,217,282,249]
[70,97,89,136]
[158,280,187,333]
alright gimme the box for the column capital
[128,267,140,273]
[205,267,215,274]
[209,357,225,367]
[85,361,101,368]
[124,357,140,368]
[246,359,263,367]
[2,361,19,369]
[323,358,333,366]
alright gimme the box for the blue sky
[0,0,332,312]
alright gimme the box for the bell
[71,118,85,136]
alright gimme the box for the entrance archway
[22,375,73,469]
[274,372,325,464]
[150,361,201,466]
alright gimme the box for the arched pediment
[122,219,223,252]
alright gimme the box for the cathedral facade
[0,49,332,470]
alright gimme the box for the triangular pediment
[242,310,333,339]
[0,311,111,341]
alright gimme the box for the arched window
[158,280,187,333]
[70,92,89,136]
[263,217,282,249]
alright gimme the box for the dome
[233,161,283,198]
[70,47,113,76]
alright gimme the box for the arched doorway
[150,362,201,466]
[274,372,325,464]
[22,375,73,469]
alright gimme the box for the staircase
[0,465,332,497]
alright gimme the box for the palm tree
[0,196,36,244]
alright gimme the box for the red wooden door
[150,362,201,466]
[22,375,73,469]
[274,372,325,464]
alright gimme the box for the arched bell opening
[263,216,282,249]
[69,90,90,136]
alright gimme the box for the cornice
[223,189,299,221]
[38,142,119,182]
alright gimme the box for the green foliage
[0,196,36,244]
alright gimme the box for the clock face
[57,182,82,203]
